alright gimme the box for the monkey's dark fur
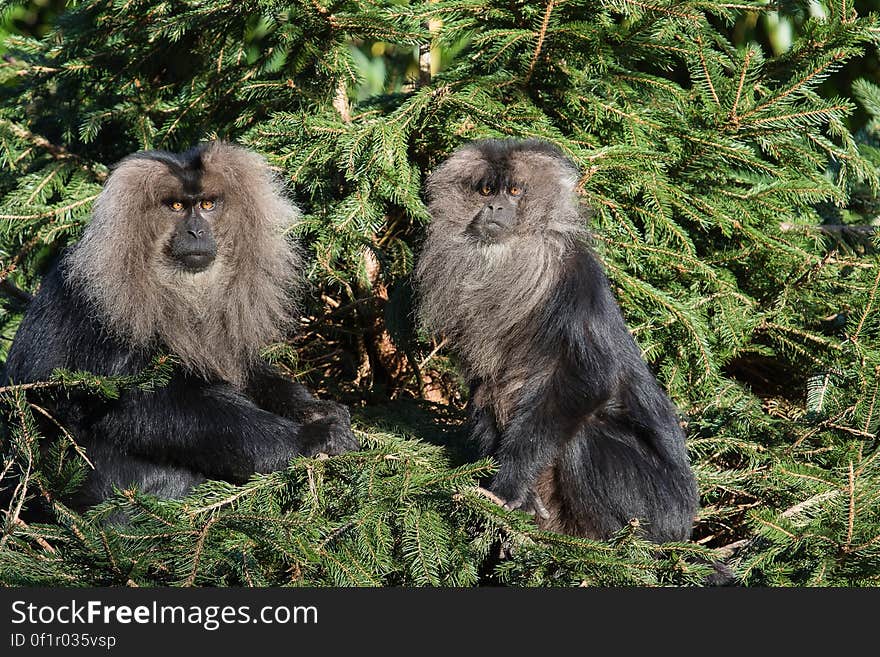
[5,142,359,509]
[416,139,698,543]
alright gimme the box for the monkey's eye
[168,200,185,212]
[200,199,216,211]
[479,184,493,196]
[508,185,522,197]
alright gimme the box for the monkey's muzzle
[176,251,216,272]
[468,204,516,242]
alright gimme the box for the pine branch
[525,0,554,83]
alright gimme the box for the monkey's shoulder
[554,241,609,292]
[6,260,149,382]
[544,244,626,328]
[535,244,653,378]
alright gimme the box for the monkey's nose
[188,229,205,238]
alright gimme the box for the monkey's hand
[490,487,551,520]
[297,403,360,457]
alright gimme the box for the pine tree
[0,0,879,586]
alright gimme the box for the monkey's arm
[245,366,359,454]
[92,378,349,483]
[467,380,502,457]
[246,365,350,423]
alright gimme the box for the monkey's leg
[557,419,697,542]
[468,384,553,519]
[488,390,575,516]
[73,445,207,509]
[467,388,502,457]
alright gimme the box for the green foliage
[0,425,713,586]
[1,0,880,586]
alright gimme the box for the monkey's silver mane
[415,140,587,382]
[66,141,302,387]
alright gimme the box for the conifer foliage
[0,1,879,586]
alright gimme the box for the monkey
[3,141,359,510]
[415,139,699,543]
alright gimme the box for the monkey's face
[144,156,231,274]
[163,195,221,272]
[465,177,525,243]
[426,139,580,248]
